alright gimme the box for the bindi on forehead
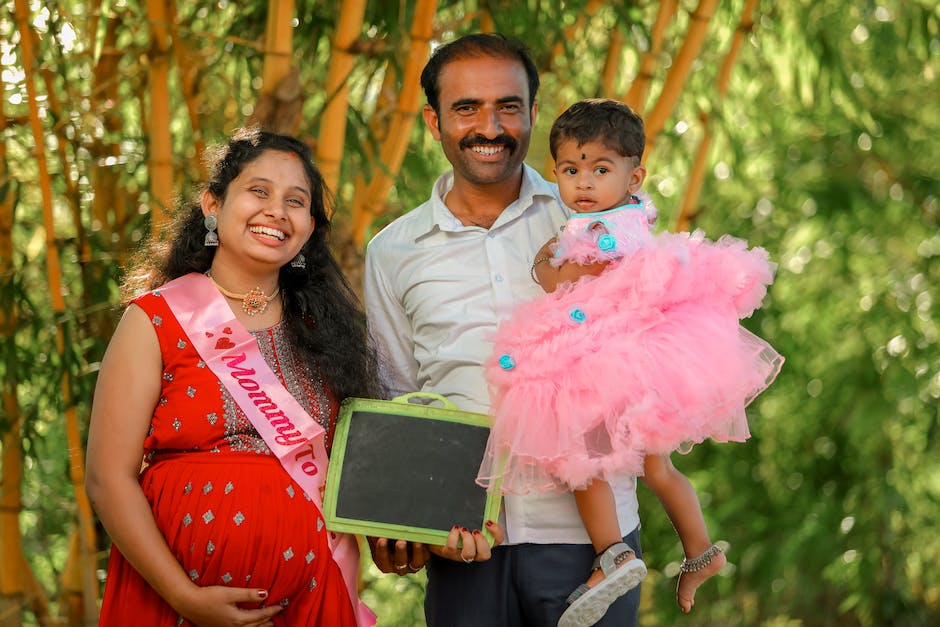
[581,153,586,160]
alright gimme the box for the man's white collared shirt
[364,164,640,544]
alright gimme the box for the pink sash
[159,273,375,626]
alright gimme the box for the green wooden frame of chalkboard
[322,392,503,546]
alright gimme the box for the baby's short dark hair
[549,98,645,165]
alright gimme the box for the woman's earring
[290,253,306,269]
[204,214,219,247]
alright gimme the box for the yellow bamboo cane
[600,27,624,99]
[317,0,367,195]
[479,8,495,33]
[39,67,87,270]
[643,0,719,155]
[0,63,28,626]
[147,0,174,231]
[22,552,54,623]
[91,17,123,243]
[624,0,677,114]
[250,0,300,134]
[348,63,397,224]
[13,2,99,624]
[540,0,605,177]
[169,1,207,177]
[675,0,759,232]
[350,0,438,245]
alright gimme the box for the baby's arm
[532,237,609,293]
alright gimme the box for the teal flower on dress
[498,354,516,370]
[597,234,617,251]
[570,308,587,323]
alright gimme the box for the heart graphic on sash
[206,332,214,337]
[215,337,236,350]
[223,327,232,334]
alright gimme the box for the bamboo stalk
[147,0,174,231]
[249,0,300,134]
[168,0,207,176]
[86,0,102,59]
[623,0,677,114]
[0,56,27,626]
[348,62,397,224]
[22,552,54,625]
[316,0,367,195]
[13,1,99,624]
[261,0,294,102]
[540,0,605,177]
[675,0,759,231]
[39,66,88,275]
[89,14,133,271]
[479,8,495,33]
[643,0,719,154]
[600,26,624,98]
[350,0,438,245]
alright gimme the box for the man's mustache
[459,134,517,152]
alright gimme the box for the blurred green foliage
[2,0,938,625]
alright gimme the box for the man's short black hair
[420,33,540,114]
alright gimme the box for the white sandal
[557,542,647,627]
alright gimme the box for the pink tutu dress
[477,197,784,494]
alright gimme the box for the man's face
[423,56,536,187]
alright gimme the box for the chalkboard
[322,393,502,546]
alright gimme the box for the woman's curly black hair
[123,127,382,402]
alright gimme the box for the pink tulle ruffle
[477,225,783,495]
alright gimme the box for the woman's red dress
[98,291,356,626]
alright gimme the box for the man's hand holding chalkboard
[368,537,430,575]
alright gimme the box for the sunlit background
[1,1,938,625]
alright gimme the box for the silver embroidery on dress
[217,321,332,454]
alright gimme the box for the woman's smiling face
[203,149,316,269]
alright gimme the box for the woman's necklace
[206,272,280,316]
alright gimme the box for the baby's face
[554,139,645,214]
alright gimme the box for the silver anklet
[679,544,723,573]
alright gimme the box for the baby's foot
[584,551,632,588]
[676,544,726,613]
[559,543,647,627]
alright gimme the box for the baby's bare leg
[574,480,634,587]
[641,454,725,612]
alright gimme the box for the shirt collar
[417,164,558,240]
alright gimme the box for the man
[364,33,642,626]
